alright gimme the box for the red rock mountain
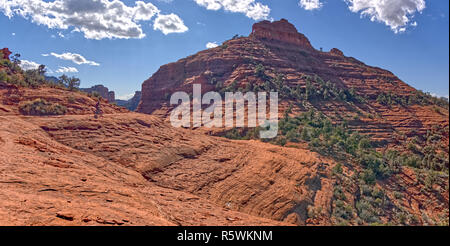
[137,19,448,146]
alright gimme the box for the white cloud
[44,52,100,66]
[345,0,426,33]
[153,13,189,35]
[11,32,15,36]
[206,42,219,48]
[116,93,135,100]
[299,0,323,10]
[430,93,449,100]
[19,60,41,71]
[194,0,270,20]
[56,66,78,73]
[0,0,187,39]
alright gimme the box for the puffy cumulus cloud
[19,60,41,70]
[206,42,219,48]
[44,52,100,66]
[299,0,323,10]
[194,0,270,20]
[154,13,189,35]
[0,0,187,39]
[345,0,426,33]
[56,66,78,73]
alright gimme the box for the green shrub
[67,96,76,104]
[302,75,365,103]
[332,163,344,175]
[7,74,26,86]
[19,98,67,116]
[393,191,403,199]
[356,200,379,224]
[58,75,80,91]
[333,186,347,201]
[376,90,449,109]
[358,152,392,180]
[89,91,101,98]
[360,169,376,185]
[23,69,45,88]
[0,70,7,82]
[275,137,287,146]
[254,64,267,79]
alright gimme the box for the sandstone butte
[0,19,448,226]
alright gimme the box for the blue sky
[0,0,448,99]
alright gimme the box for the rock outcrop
[330,48,344,56]
[250,19,313,49]
[1,48,12,60]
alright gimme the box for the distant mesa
[116,91,141,111]
[44,76,59,84]
[79,84,141,111]
[80,85,115,102]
